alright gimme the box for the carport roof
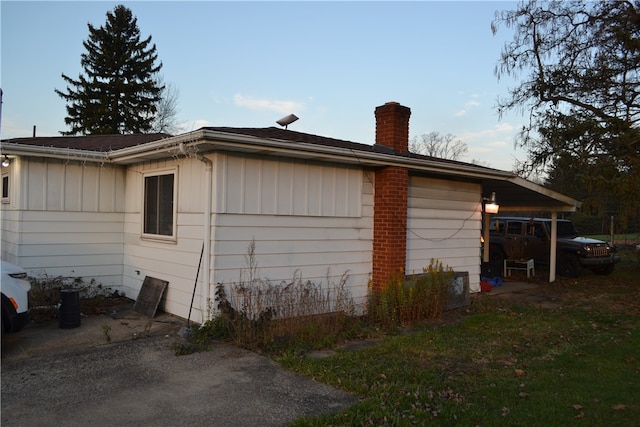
[1,127,581,212]
[482,176,581,213]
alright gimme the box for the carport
[481,176,582,282]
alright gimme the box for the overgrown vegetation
[282,248,640,426]
[178,240,364,355]
[175,244,454,355]
[28,274,127,322]
[367,259,454,329]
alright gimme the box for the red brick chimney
[372,102,411,292]
[375,101,411,153]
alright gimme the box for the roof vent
[276,114,299,129]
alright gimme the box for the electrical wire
[352,148,482,243]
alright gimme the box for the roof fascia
[3,129,514,181]
[111,129,516,181]
[3,130,581,210]
[508,176,582,209]
[0,142,108,163]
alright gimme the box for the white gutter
[196,129,517,180]
[4,129,515,182]
[1,142,108,163]
[5,130,582,212]
[105,131,205,161]
[107,129,516,181]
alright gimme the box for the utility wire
[351,148,482,243]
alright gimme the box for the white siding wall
[212,155,373,313]
[1,160,20,263]
[407,176,482,292]
[0,209,20,264]
[1,151,486,321]
[0,157,126,287]
[123,154,373,321]
[123,157,207,321]
[218,154,362,217]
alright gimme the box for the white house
[0,102,580,321]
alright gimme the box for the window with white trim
[143,170,176,238]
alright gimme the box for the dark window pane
[158,174,174,236]
[506,221,523,235]
[144,174,174,236]
[2,176,8,198]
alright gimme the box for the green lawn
[281,251,640,426]
[587,233,639,245]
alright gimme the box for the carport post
[482,209,491,263]
[549,211,557,283]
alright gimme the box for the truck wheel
[557,254,582,277]
[592,264,614,275]
[489,246,505,266]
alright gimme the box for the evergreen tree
[55,5,163,135]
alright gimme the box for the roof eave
[109,129,515,181]
[0,142,108,163]
[3,130,515,182]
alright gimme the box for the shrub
[367,259,453,329]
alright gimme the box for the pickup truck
[488,217,620,277]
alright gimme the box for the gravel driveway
[1,335,357,426]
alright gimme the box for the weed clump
[176,240,362,355]
[367,259,454,329]
[174,244,455,356]
[28,274,126,322]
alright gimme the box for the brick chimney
[374,101,411,153]
[372,102,411,292]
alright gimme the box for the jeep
[488,217,620,277]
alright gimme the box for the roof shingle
[2,133,171,152]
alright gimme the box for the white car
[1,260,31,334]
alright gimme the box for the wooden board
[134,276,169,318]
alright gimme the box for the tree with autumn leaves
[493,1,639,228]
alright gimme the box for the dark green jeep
[488,217,620,277]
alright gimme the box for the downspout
[199,154,213,320]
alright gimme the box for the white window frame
[141,167,178,241]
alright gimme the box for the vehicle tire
[557,254,582,277]
[489,245,505,266]
[592,264,614,275]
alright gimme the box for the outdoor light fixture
[484,192,500,214]
[1,155,9,168]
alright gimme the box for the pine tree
[55,5,163,135]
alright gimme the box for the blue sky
[1,1,526,171]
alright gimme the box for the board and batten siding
[406,176,482,292]
[1,161,20,263]
[122,157,208,321]
[1,208,20,264]
[212,154,373,311]
[0,157,126,287]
